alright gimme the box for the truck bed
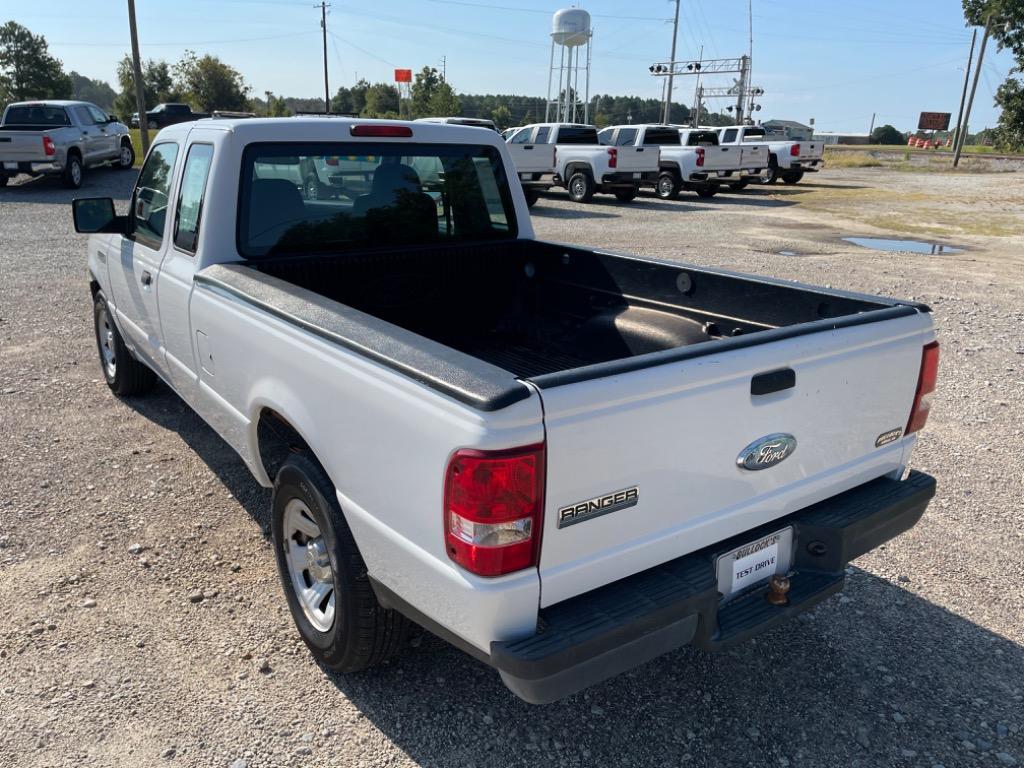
[196,240,925,407]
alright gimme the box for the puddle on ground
[778,250,800,256]
[843,237,963,255]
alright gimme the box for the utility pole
[663,0,680,124]
[954,16,991,167]
[868,112,876,137]
[691,45,704,127]
[952,28,978,153]
[127,0,149,154]
[734,55,749,125]
[319,1,330,113]
[440,55,446,83]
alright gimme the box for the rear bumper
[0,160,62,175]
[490,470,935,704]
[790,159,823,171]
[600,172,646,186]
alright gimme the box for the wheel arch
[564,162,594,180]
[254,406,316,486]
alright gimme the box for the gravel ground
[1,166,1022,768]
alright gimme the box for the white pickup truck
[598,124,713,199]
[678,127,768,192]
[504,125,557,208]
[717,125,824,184]
[515,122,659,203]
[73,117,938,704]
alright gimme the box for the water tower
[545,8,592,124]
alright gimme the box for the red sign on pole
[918,112,951,131]
[394,69,412,83]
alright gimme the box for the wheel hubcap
[97,307,116,378]
[72,163,81,184]
[121,147,132,166]
[659,179,672,196]
[571,179,584,196]
[283,499,336,632]
[305,180,318,199]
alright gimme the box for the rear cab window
[743,128,767,141]
[174,144,215,253]
[237,142,518,258]
[685,131,719,147]
[3,105,71,126]
[555,126,599,144]
[643,128,680,146]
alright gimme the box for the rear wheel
[93,291,156,396]
[782,170,805,185]
[727,180,749,191]
[694,182,719,199]
[761,157,779,185]
[303,174,321,200]
[566,171,594,203]
[0,173,7,188]
[116,140,135,170]
[613,188,637,203]
[656,172,680,200]
[272,452,408,672]
[62,153,83,189]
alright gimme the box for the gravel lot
[1,166,1022,768]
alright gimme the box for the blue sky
[11,0,1014,133]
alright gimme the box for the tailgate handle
[751,368,795,396]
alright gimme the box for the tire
[613,188,637,203]
[303,174,321,201]
[93,291,156,396]
[272,452,408,673]
[655,171,680,200]
[523,188,541,208]
[694,182,719,199]
[727,180,749,191]
[566,171,594,203]
[782,170,805,185]
[116,140,136,170]
[147,120,158,130]
[0,174,7,188]
[62,153,83,189]
[761,156,779,185]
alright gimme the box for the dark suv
[130,103,209,129]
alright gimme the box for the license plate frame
[3,162,18,170]
[716,526,794,599]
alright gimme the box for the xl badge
[558,487,638,528]
[736,433,797,471]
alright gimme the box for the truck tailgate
[0,131,49,163]
[614,146,659,173]
[531,311,931,607]
[508,143,555,175]
[800,141,823,161]
[703,145,741,172]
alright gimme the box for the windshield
[238,142,517,258]
[3,105,70,126]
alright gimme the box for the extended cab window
[614,128,637,146]
[534,127,550,143]
[72,106,95,125]
[87,105,109,124]
[132,142,179,249]
[643,128,680,146]
[238,142,517,258]
[174,144,214,253]
[509,128,533,144]
[597,128,613,145]
[722,129,738,143]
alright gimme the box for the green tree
[427,81,460,117]
[410,66,442,118]
[871,124,905,145]
[0,21,72,104]
[490,104,512,130]
[113,56,180,121]
[68,72,117,112]
[174,50,250,112]
[362,82,400,117]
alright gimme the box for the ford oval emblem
[736,433,797,471]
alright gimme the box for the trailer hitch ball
[765,574,791,606]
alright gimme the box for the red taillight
[325,156,339,166]
[906,341,939,435]
[790,143,800,157]
[349,124,413,137]
[444,444,545,577]
[43,136,55,156]
[695,147,705,167]
[606,147,617,168]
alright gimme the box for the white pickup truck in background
[599,124,720,199]
[717,125,824,184]
[504,125,557,207]
[679,127,768,191]
[517,122,660,203]
[73,117,937,704]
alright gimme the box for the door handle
[141,271,153,287]
[523,145,533,150]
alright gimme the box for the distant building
[812,132,871,145]
[762,119,814,141]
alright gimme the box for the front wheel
[613,188,637,203]
[272,453,408,673]
[566,171,594,203]
[116,140,136,170]
[523,188,541,208]
[727,180,749,191]
[62,154,83,189]
[656,172,680,200]
[93,291,156,396]
[761,158,779,185]
[303,174,321,201]
[782,170,805,185]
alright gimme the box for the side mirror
[72,197,126,234]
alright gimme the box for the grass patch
[824,151,884,168]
